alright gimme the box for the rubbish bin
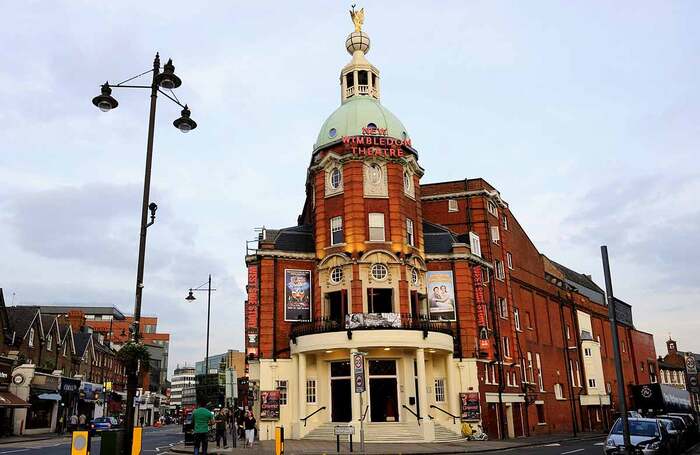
[100,429,126,455]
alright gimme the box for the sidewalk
[0,433,70,445]
[170,432,604,454]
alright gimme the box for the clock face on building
[686,356,697,372]
[12,374,24,385]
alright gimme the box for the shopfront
[78,382,104,421]
[58,378,80,432]
[0,358,29,436]
[9,365,61,435]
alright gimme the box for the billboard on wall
[427,271,456,321]
[245,266,259,358]
[460,392,481,421]
[285,269,312,321]
[472,267,490,351]
[260,390,280,420]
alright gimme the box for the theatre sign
[342,127,412,158]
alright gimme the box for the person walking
[192,400,214,455]
[243,410,256,448]
[69,414,78,432]
[78,414,86,430]
[214,410,228,449]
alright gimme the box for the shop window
[330,216,344,245]
[536,404,546,424]
[275,380,288,405]
[434,378,445,402]
[469,232,481,257]
[306,379,317,404]
[368,213,385,241]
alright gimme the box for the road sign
[686,353,697,375]
[353,353,365,393]
[334,425,355,435]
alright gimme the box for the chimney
[67,310,86,332]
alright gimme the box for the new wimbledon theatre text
[342,127,412,157]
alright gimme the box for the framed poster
[460,392,481,421]
[260,390,280,420]
[427,271,456,321]
[284,269,312,321]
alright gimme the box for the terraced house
[243,13,657,443]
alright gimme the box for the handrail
[290,313,455,339]
[360,405,369,422]
[301,406,326,427]
[402,404,422,426]
[429,404,457,424]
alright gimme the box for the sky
[1,1,698,378]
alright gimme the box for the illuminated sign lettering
[341,127,411,158]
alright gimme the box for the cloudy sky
[1,1,698,377]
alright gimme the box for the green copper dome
[314,97,409,151]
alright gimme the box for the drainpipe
[273,257,278,361]
[559,293,578,436]
[450,261,463,361]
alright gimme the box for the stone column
[445,354,458,423]
[298,353,307,424]
[416,348,434,440]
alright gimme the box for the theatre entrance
[330,361,352,422]
[368,359,399,422]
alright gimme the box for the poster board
[260,390,280,420]
[460,392,481,421]
[284,269,312,321]
[427,271,456,321]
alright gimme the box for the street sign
[685,353,697,375]
[353,353,365,393]
[334,425,355,435]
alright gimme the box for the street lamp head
[155,58,182,89]
[92,82,118,112]
[148,202,158,215]
[185,289,196,301]
[173,105,197,133]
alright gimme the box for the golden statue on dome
[350,5,365,33]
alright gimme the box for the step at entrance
[433,421,464,442]
[303,422,423,442]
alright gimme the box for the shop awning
[37,393,62,401]
[0,391,30,408]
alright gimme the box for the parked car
[182,412,194,445]
[604,417,671,455]
[657,417,684,454]
[89,417,120,435]
[668,412,698,441]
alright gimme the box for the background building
[195,350,245,376]
[658,337,700,412]
[170,365,196,414]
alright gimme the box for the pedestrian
[192,399,214,455]
[69,414,78,432]
[78,414,86,430]
[214,411,227,448]
[236,408,245,442]
[243,410,256,448]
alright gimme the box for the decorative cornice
[421,189,508,208]
[425,253,493,268]
[245,251,317,263]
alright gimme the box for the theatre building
[244,13,656,442]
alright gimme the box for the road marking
[0,450,30,454]
[545,443,561,446]
[594,442,604,446]
[561,449,584,455]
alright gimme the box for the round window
[367,122,377,129]
[403,171,411,191]
[368,164,382,185]
[329,128,337,138]
[371,263,388,281]
[330,168,342,189]
[411,268,419,285]
[330,267,343,284]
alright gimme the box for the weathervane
[350,4,365,33]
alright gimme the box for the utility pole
[601,246,632,454]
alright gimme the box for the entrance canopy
[0,391,30,408]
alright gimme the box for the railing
[402,404,422,426]
[344,84,376,98]
[301,406,326,427]
[429,404,458,424]
[290,313,454,339]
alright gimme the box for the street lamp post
[185,276,216,399]
[91,52,197,453]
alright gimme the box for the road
[497,438,606,454]
[0,425,183,455]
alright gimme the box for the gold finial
[350,4,365,33]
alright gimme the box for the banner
[427,271,456,321]
[260,390,280,420]
[345,313,401,329]
[285,269,312,321]
[472,267,490,351]
[460,392,481,421]
[685,353,697,375]
[353,353,366,393]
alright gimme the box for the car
[657,417,684,454]
[89,417,120,435]
[604,417,671,454]
[182,412,194,445]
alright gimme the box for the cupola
[341,6,380,103]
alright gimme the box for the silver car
[604,417,671,454]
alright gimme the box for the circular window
[403,171,411,191]
[330,168,342,189]
[329,128,337,138]
[367,122,377,129]
[411,268,419,285]
[330,267,343,284]
[368,164,382,185]
[371,263,388,281]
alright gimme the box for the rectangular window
[575,361,582,387]
[566,324,571,340]
[526,311,533,329]
[47,334,52,351]
[469,232,482,257]
[368,213,385,241]
[406,218,415,247]
[330,216,344,245]
[28,328,34,348]
[554,383,564,399]
[584,348,592,357]
[536,353,544,391]
[506,252,513,269]
[498,298,508,319]
[487,200,498,217]
[481,267,490,283]
[536,404,546,424]
[588,378,597,388]
[503,215,508,230]
[306,379,317,404]
[502,336,511,357]
[434,378,445,402]
[514,308,521,331]
[491,226,500,243]
[448,199,458,212]
[275,380,288,405]
[495,260,505,280]
[527,352,534,383]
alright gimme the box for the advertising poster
[460,392,481,421]
[260,390,280,420]
[472,267,490,351]
[285,269,312,321]
[427,271,456,321]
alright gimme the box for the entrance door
[368,360,399,422]
[330,361,352,422]
[505,404,515,438]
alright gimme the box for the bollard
[131,427,143,455]
[72,431,89,455]
[274,426,284,455]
